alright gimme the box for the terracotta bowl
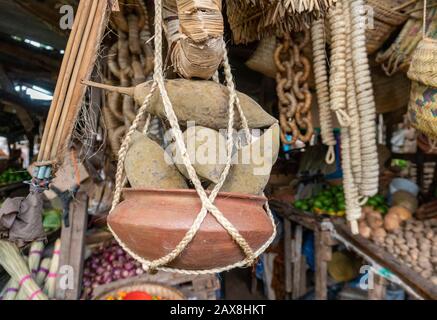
[107,188,274,270]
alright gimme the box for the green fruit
[43,213,61,232]
[314,200,323,209]
[294,200,304,209]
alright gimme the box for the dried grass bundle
[226,0,337,44]
[0,240,47,300]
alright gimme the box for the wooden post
[299,255,307,296]
[56,192,88,300]
[291,225,303,299]
[283,219,292,300]
[368,273,386,300]
[314,228,332,300]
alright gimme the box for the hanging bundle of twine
[312,0,379,234]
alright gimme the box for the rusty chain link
[275,30,314,145]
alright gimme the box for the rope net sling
[107,0,276,274]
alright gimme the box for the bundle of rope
[350,0,379,198]
[312,0,379,234]
[311,19,336,164]
[104,0,276,274]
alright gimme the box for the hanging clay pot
[107,188,274,270]
[169,126,227,184]
[124,132,188,189]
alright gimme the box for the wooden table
[270,200,437,300]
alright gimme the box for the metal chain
[275,30,314,145]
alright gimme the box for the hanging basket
[245,36,278,79]
[407,22,437,139]
[407,81,437,139]
[372,64,411,114]
[366,0,408,55]
[407,37,437,87]
[108,188,274,270]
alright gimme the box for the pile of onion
[82,240,143,298]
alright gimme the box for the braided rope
[311,19,336,164]
[344,0,363,188]
[108,0,276,274]
[327,2,351,128]
[342,0,364,233]
[350,0,379,197]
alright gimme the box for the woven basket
[407,20,437,140]
[93,281,186,300]
[245,36,277,78]
[407,81,437,140]
[371,64,411,113]
[366,0,409,54]
[407,37,437,87]
[417,132,437,154]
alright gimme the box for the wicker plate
[93,281,186,300]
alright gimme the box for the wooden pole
[292,225,303,299]
[56,192,89,300]
[49,0,101,159]
[38,0,89,161]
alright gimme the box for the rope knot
[325,145,336,164]
[335,109,351,127]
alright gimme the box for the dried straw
[226,0,337,44]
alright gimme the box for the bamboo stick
[51,0,109,160]
[48,0,100,160]
[392,0,419,12]
[38,0,90,162]
[57,0,110,156]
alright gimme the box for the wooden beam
[334,222,437,300]
[56,192,88,300]
[0,38,61,72]
[314,228,332,300]
[0,65,14,92]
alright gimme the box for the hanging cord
[107,0,276,274]
[327,2,351,128]
[344,2,363,188]
[350,0,379,198]
[342,0,365,233]
[423,0,428,37]
[311,19,336,164]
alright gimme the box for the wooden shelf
[270,200,437,300]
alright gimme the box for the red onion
[83,242,144,298]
